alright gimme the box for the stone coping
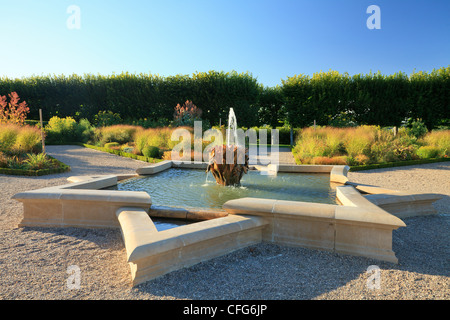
[344,181,442,218]
[13,175,149,204]
[135,160,441,217]
[13,175,151,228]
[222,187,407,263]
[138,160,342,175]
[119,211,266,263]
[12,159,441,229]
[116,207,266,285]
[12,160,443,285]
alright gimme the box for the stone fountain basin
[12,161,441,286]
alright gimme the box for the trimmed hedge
[80,143,162,164]
[0,71,261,127]
[349,157,449,171]
[3,67,448,130]
[282,67,449,130]
[104,142,120,149]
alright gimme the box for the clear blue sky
[0,0,449,87]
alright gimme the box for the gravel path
[0,145,448,300]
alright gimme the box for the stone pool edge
[12,161,442,286]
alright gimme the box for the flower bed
[292,126,449,167]
[0,123,70,176]
[0,154,70,176]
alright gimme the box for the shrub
[324,127,346,156]
[104,142,120,149]
[369,140,411,163]
[293,137,327,164]
[122,147,134,154]
[416,146,441,159]
[134,126,193,154]
[14,125,42,153]
[142,146,160,158]
[0,92,29,125]
[44,116,94,144]
[391,142,418,161]
[407,119,428,139]
[23,153,52,170]
[0,124,19,151]
[0,124,41,153]
[144,129,168,149]
[343,126,376,157]
[0,152,8,168]
[162,150,172,160]
[294,126,371,162]
[45,116,77,144]
[311,156,347,165]
[295,127,351,157]
[369,141,389,163]
[293,128,328,159]
[173,100,202,127]
[120,143,136,154]
[75,118,95,143]
[134,129,150,154]
[421,130,450,156]
[292,125,424,165]
[6,155,24,169]
[275,126,293,145]
[94,110,122,127]
[354,154,370,165]
[94,124,140,146]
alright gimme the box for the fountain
[115,108,336,208]
[12,108,433,287]
[206,108,249,186]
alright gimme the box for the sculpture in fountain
[206,108,249,186]
[206,144,249,186]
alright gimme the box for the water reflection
[117,168,337,209]
[153,218,190,231]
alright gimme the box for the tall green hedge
[0,71,260,127]
[1,67,448,129]
[282,66,449,129]
[349,71,410,127]
[257,85,285,127]
[409,67,450,130]
[282,71,352,128]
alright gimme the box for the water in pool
[116,168,336,209]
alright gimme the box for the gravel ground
[0,145,448,300]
